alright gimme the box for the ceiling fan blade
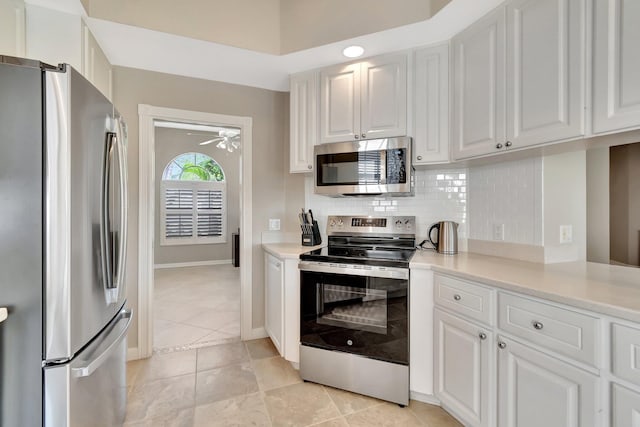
[199,137,224,146]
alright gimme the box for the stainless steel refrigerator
[0,56,130,426]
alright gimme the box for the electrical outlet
[559,225,573,244]
[269,218,281,231]
[493,224,505,241]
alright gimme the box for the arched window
[160,152,227,245]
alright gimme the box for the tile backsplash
[468,157,543,245]
[305,168,468,241]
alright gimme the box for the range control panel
[327,215,416,236]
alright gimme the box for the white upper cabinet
[593,0,640,134]
[319,54,407,144]
[506,0,585,147]
[0,0,25,57]
[452,0,586,160]
[82,21,113,100]
[452,8,506,160]
[413,43,450,165]
[289,71,318,173]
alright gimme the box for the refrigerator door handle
[101,132,116,303]
[71,309,132,378]
[0,307,7,323]
[114,127,128,299]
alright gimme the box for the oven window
[317,284,387,334]
[300,270,408,364]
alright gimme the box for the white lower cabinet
[434,308,493,427]
[264,253,284,354]
[263,251,302,364]
[611,382,640,427]
[497,336,599,427]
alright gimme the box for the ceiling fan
[192,129,241,152]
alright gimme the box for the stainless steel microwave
[314,137,414,197]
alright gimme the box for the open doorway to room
[136,104,253,360]
[152,122,241,351]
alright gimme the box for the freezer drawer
[44,308,131,427]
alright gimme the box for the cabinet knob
[496,143,503,149]
[498,341,506,349]
[505,141,513,147]
[417,156,423,161]
[361,133,366,138]
[532,321,544,330]
[453,294,461,301]
[354,134,360,139]
[479,332,487,340]
[308,165,312,170]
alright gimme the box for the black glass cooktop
[300,236,416,268]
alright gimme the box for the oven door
[299,263,408,365]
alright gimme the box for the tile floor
[125,338,463,427]
[153,264,240,351]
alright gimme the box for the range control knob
[337,219,344,227]
[404,220,412,230]
[329,220,336,227]
[395,220,403,228]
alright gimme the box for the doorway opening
[137,105,253,359]
[153,123,241,351]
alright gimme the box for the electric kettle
[428,221,459,254]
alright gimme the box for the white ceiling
[26,0,503,91]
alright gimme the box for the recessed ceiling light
[343,45,364,58]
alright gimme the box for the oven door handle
[299,261,409,280]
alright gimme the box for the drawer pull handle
[498,341,506,349]
[532,321,544,330]
[453,294,461,301]
[479,332,487,340]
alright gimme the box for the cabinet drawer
[498,292,600,367]
[612,323,640,387]
[434,274,495,325]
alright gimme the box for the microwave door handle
[101,132,115,302]
[379,149,386,184]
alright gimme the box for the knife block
[301,220,322,246]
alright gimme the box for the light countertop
[411,250,640,323]
[262,242,325,260]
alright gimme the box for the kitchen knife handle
[0,307,8,323]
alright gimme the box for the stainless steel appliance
[299,216,416,405]
[428,221,459,254]
[314,137,414,197]
[0,56,130,426]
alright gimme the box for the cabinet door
[611,383,640,427]
[452,8,506,160]
[289,71,317,173]
[497,336,599,427]
[434,308,493,427]
[82,21,113,100]
[593,0,640,134]
[0,0,25,57]
[264,253,284,355]
[360,54,407,140]
[319,62,360,143]
[505,0,585,149]
[413,44,450,164]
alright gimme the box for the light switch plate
[269,218,281,231]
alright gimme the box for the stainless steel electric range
[298,215,416,406]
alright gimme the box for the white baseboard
[154,259,232,269]
[245,327,268,340]
[409,390,440,405]
[127,347,141,361]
